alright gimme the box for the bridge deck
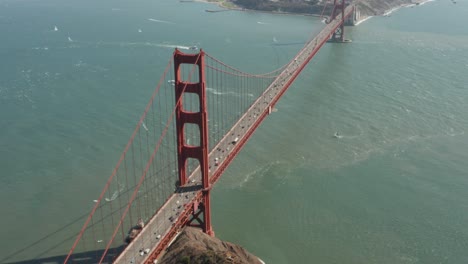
[114,5,354,264]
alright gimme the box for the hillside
[356,0,413,16]
[231,0,417,17]
[159,227,263,264]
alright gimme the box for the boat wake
[32,47,49,50]
[157,43,191,50]
[104,184,125,202]
[207,87,253,97]
[91,41,192,50]
[142,122,149,131]
[272,41,305,46]
[105,191,118,202]
[148,18,175,24]
[333,132,343,139]
[238,160,282,188]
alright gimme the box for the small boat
[333,132,342,139]
[189,45,198,50]
[54,26,58,31]
[138,29,142,33]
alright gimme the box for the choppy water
[1,0,468,263]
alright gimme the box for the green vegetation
[206,0,237,9]
[234,0,322,14]
[222,1,237,8]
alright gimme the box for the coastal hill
[159,227,263,264]
[355,0,415,16]
[224,0,418,17]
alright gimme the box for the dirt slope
[159,227,263,264]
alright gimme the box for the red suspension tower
[173,49,214,236]
[329,0,347,42]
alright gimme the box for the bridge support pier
[187,190,214,236]
[174,49,214,236]
[328,0,353,43]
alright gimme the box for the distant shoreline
[192,0,238,10]
[189,0,436,24]
[192,0,322,17]
[358,0,436,25]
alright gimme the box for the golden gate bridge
[4,1,358,263]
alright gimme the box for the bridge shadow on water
[0,211,124,264]
[3,246,125,264]
[1,183,203,264]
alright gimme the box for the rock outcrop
[159,227,263,264]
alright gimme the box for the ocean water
[1,0,468,263]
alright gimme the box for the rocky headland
[198,0,431,19]
[159,227,264,264]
